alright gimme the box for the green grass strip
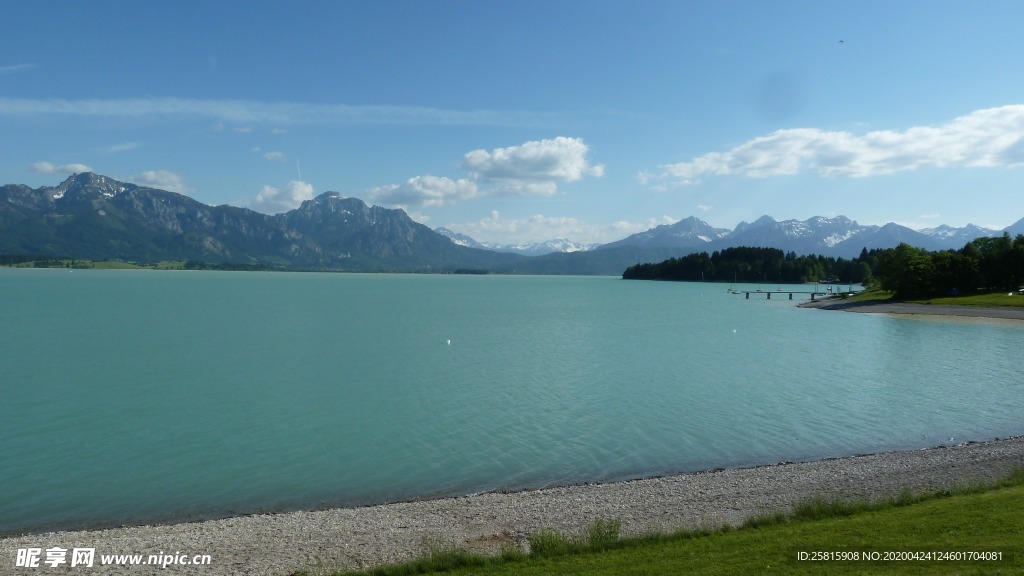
[301,469,1024,576]
[911,292,1024,308]
[841,288,1024,308]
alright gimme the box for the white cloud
[0,63,35,75]
[370,137,604,210]
[696,204,713,212]
[446,211,675,246]
[129,170,192,194]
[368,175,478,208]
[406,211,431,225]
[657,105,1024,185]
[249,180,315,213]
[30,161,93,175]
[461,136,604,195]
[0,97,544,127]
[105,142,141,153]
[249,147,287,161]
[635,170,654,185]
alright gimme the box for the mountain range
[0,173,517,271]
[2,173,1021,274]
[595,214,1007,257]
[435,227,598,256]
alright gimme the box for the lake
[2,269,1022,534]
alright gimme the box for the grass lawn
[840,289,895,303]
[839,289,1024,308]
[307,472,1024,576]
[911,292,1024,308]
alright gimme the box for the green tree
[877,243,934,298]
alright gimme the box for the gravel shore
[798,298,1024,320]
[3,437,1023,575]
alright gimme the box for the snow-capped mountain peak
[434,228,597,256]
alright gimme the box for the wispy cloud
[655,105,1024,186]
[446,210,674,245]
[104,142,142,153]
[0,63,35,75]
[30,161,93,175]
[129,170,192,194]
[0,97,548,127]
[250,147,288,162]
[370,137,604,208]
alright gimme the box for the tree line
[876,233,1024,298]
[621,246,876,285]
[622,234,1024,300]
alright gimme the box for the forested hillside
[623,234,1024,301]
[876,234,1024,298]
[621,246,877,284]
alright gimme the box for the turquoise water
[2,269,1022,534]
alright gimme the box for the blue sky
[3,0,1023,244]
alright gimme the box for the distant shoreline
[3,437,1023,575]
[798,298,1024,321]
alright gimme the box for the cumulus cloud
[30,161,93,175]
[656,105,1024,185]
[370,137,604,209]
[249,180,315,213]
[461,136,604,195]
[129,170,192,194]
[445,211,674,246]
[368,175,478,208]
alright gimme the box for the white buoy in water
[447,339,451,346]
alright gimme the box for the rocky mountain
[712,215,949,257]
[0,173,519,270]
[595,214,1007,259]
[435,227,597,256]
[0,173,303,264]
[918,224,1000,248]
[717,215,861,255]
[3,173,1020,274]
[1003,217,1024,236]
[597,216,731,250]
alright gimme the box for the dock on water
[731,287,858,300]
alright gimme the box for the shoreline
[797,298,1024,320]
[3,437,1023,575]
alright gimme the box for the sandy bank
[3,437,1023,575]
[798,298,1024,320]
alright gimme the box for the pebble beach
[3,436,1023,575]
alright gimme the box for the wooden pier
[731,288,855,300]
